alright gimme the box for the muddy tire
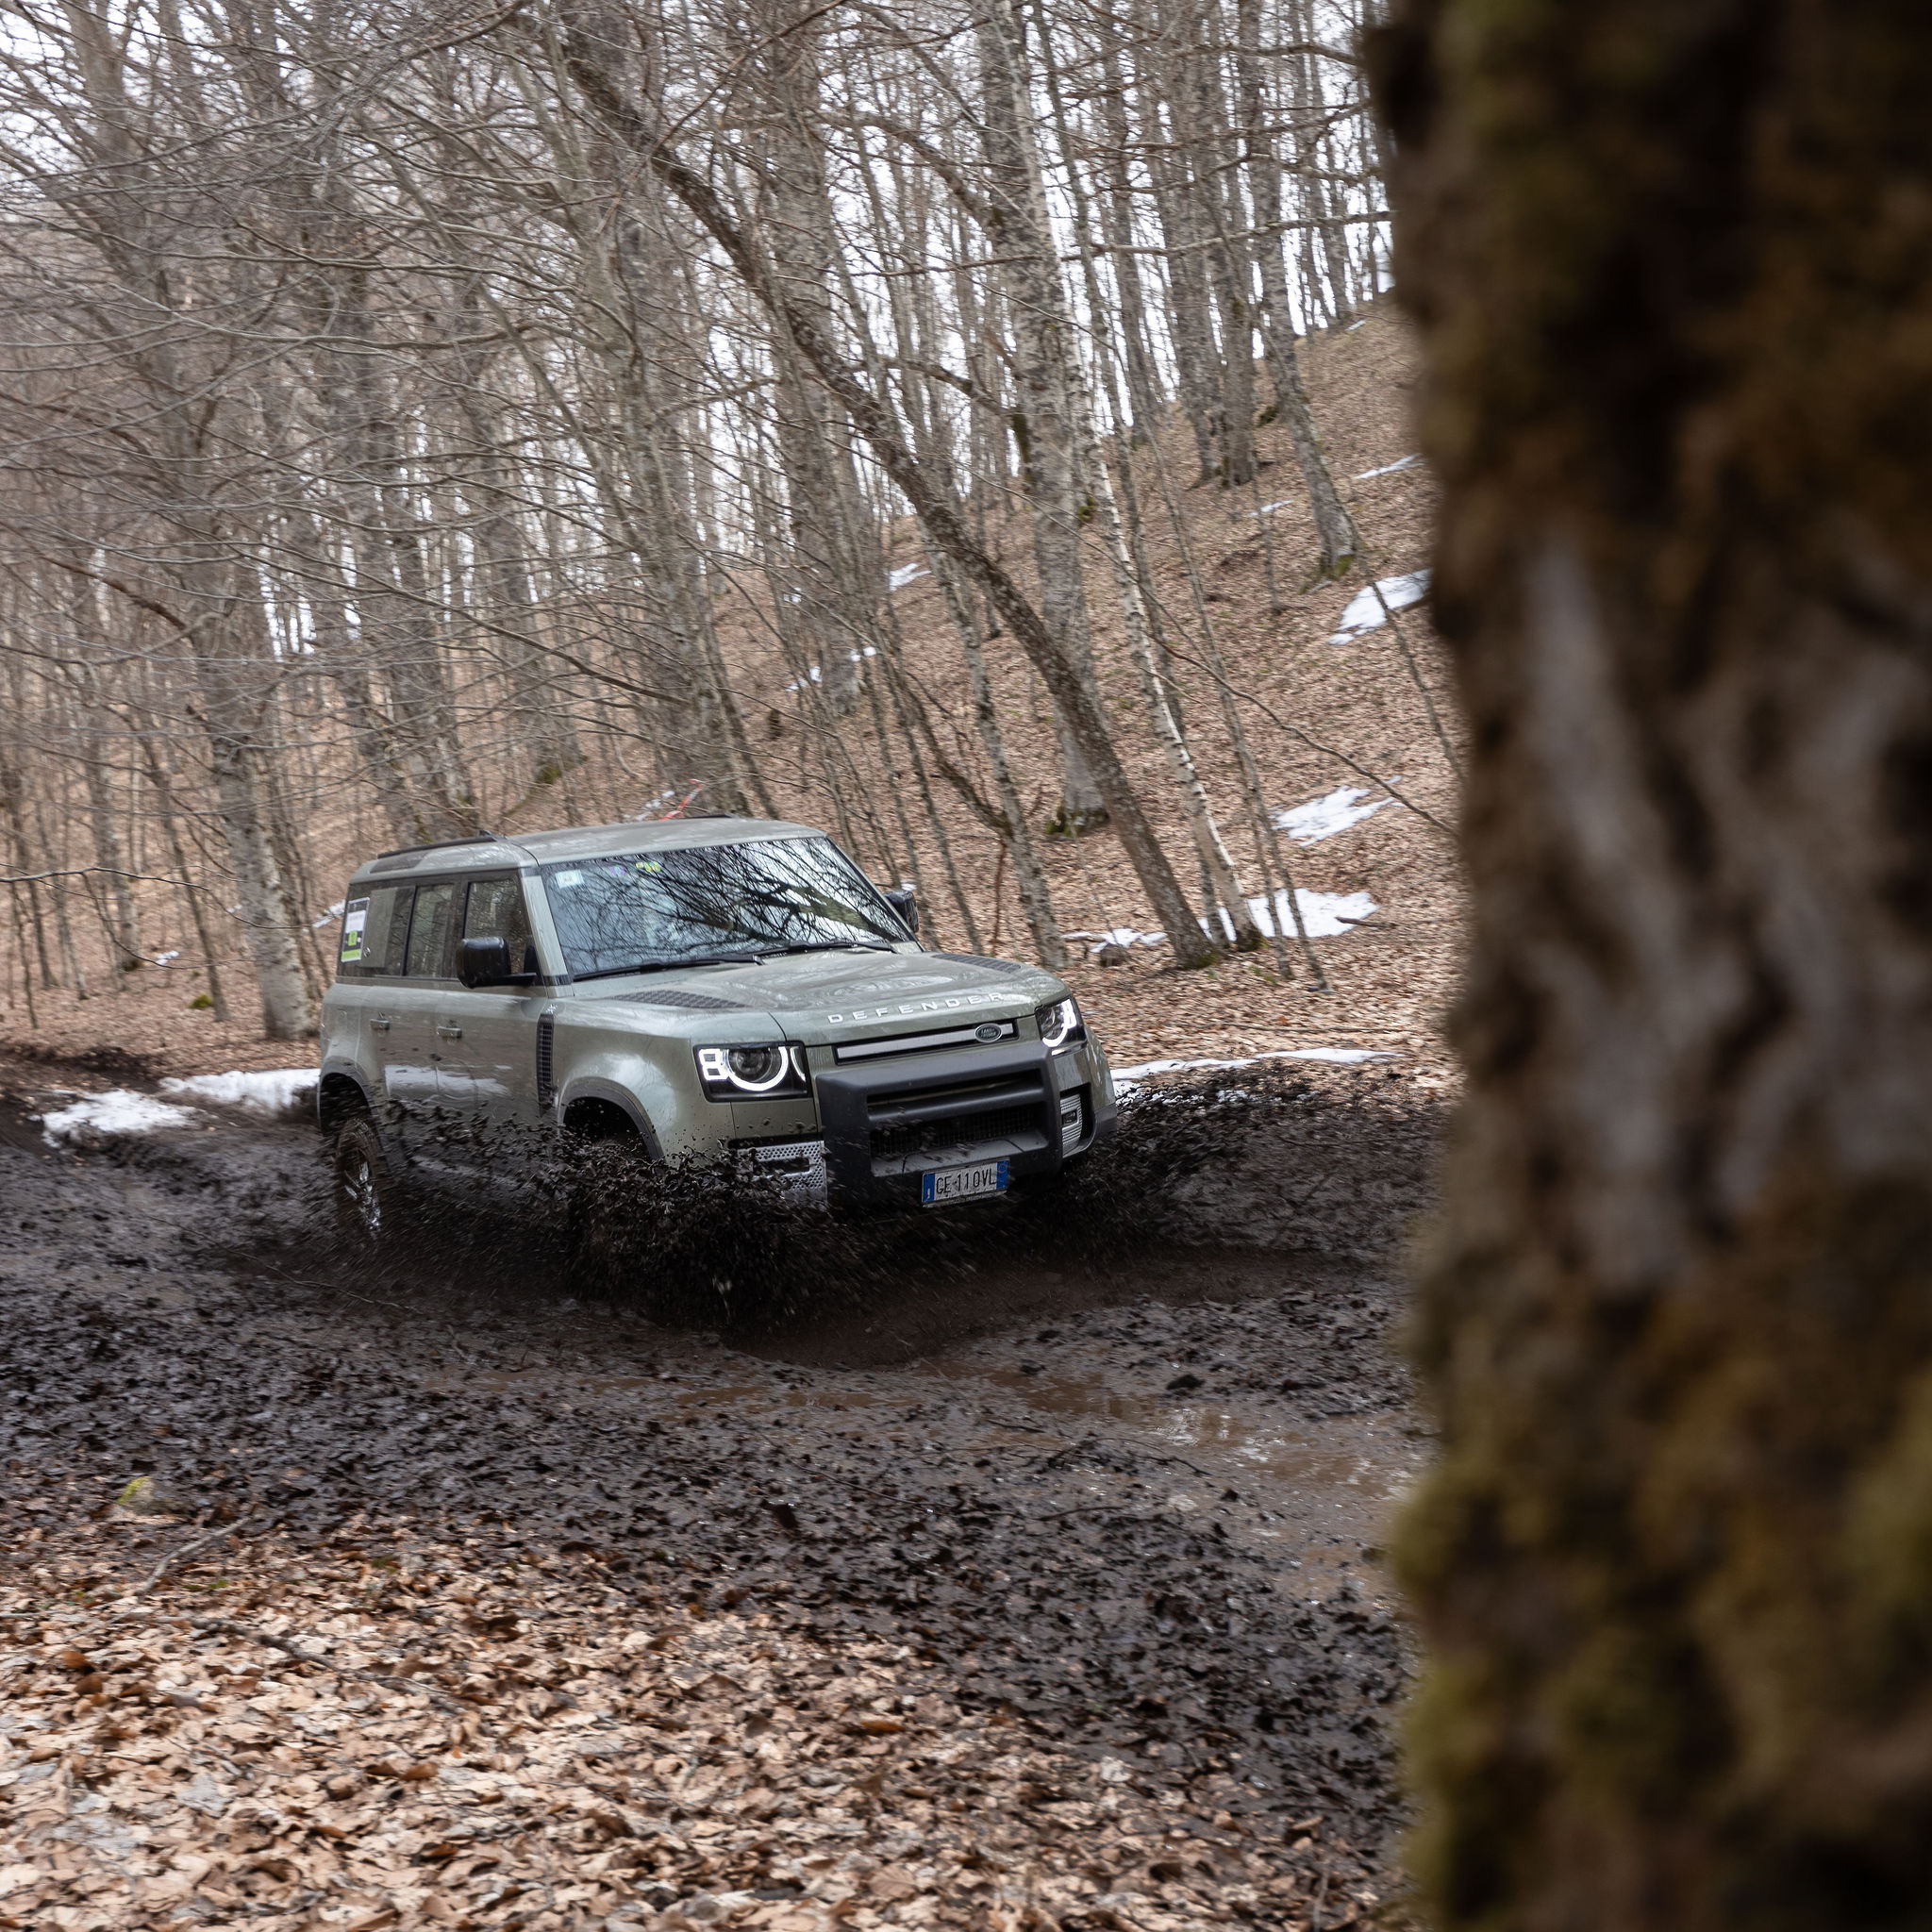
[562,1178,623,1298]
[333,1114,393,1245]
[564,1141,736,1326]
[562,1135,654,1303]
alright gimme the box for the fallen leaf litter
[3,1526,1383,1929]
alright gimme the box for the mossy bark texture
[1370,4,1932,1927]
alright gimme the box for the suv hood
[579,947,1065,1040]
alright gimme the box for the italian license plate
[923,1159,1008,1208]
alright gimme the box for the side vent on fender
[537,1011,556,1109]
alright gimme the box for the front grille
[862,1070,1051,1172]
[871,1102,1041,1163]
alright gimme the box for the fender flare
[318,1058,378,1132]
[557,1076,666,1162]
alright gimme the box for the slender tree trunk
[1171,0,1258,488]
[1242,0,1360,578]
[934,556,1068,970]
[974,0,1109,834]
[1137,39,1225,482]
[7,884,36,1028]
[72,685,142,974]
[141,739,230,1023]
[1095,25,1165,444]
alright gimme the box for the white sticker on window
[340,899,369,963]
[553,870,584,888]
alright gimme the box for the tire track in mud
[0,1059,1443,1890]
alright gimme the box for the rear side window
[337,884,412,977]
[405,882,458,978]
[463,875,538,974]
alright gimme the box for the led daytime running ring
[697,1042,810,1098]
[726,1045,792,1093]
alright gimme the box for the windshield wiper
[573,953,762,982]
[759,939,892,958]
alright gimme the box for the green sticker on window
[340,898,369,963]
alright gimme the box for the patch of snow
[1327,568,1431,646]
[1355,454,1421,479]
[1253,498,1297,517]
[159,1070,318,1115]
[40,1090,201,1145]
[1272,785,1393,845]
[1345,319,1368,332]
[1070,888,1377,953]
[154,949,181,966]
[312,900,346,929]
[1113,1045,1398,1091]
[888,563,930,591]
[1065,926,1165,951]
[1218,888,1377,940]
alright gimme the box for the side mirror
[883,885,919,938]
[458,936,536,989]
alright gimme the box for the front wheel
[562,1132,650,1300]
[333,1114,393,1244]
[563,1138,739,1327]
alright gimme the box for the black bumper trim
[814,1039,1062,1205]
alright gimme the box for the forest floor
[0,1045,1443,1932]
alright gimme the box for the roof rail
[373,832,500,860]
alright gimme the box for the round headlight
[726,1045,789,1091]
[1038,997,1080,1048]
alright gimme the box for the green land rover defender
[318,815,1117,1254]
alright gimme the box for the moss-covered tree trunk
[1371,4,1932,1925]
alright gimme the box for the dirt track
[0,1054,1441,1930]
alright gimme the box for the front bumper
[807,1034,1114,1207]
[732,1033,1116,1209]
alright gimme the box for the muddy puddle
[445,1347,1425,1556]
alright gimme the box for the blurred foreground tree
[1374,2,1932,1925]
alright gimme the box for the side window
[338,884,412,978]
[404,881,458,978]
[463,876,538,974]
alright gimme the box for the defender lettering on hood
[829,992,1020,1023]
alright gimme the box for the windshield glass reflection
[540,837,907,977]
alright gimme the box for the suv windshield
[540,836,908,978]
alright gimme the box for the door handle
[370,1016,391,1033]
[437,1024,463,1041]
